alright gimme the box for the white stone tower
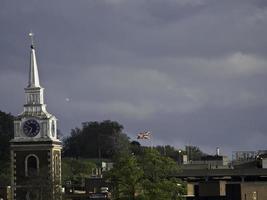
[10,33,62,200]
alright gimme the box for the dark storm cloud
[1,0,267,155]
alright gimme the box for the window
[54,154,59,177]
[25,154,39,177]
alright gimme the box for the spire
[28,32,41,88]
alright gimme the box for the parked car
[89,193,109,199]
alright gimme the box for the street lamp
[178,150,182,165]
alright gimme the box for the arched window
[25,154,39,177]
[54,154,59,177]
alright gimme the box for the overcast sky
[1,0,267,156]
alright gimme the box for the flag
[137,131,151,139]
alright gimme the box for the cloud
[1,0,267,156]
[172,52,267,77]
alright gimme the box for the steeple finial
[29,32,35,49]
[28,32,41,88]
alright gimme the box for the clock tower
[10,34,62,200]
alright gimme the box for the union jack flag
[137,131,151,139]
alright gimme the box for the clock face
[23,119,40,137]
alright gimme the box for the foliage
[0,109,200,198]
[63,120,130,159]
[185,145,206,161]
[0,111,13,186]
[140,149,179,181]
[140,149,185,200]
[154,145,184,162]
[0,111,14,161]
[0,161,11,186]
[62,158,96,184]
[131,143,185,165]
[105,149,186,200]
[130,141,145,156]
[105,154,143,200]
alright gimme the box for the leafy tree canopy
[0,110,14,161]
[0,110,13,185]
[185,145,206,161]
[105,149,186,200]
[0,161,11,186]
[106,154,143,200]
[63,120,130,160]
[62,158,96,184]
[140,149,185,200]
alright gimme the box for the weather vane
[29,31,35,48]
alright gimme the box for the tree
[105,154,143,200]
[139,149,185,200]
[0,110,13,186]
[63,120,130,159]
[62,158,96,184]
[105,149,185,200]
[185,145,206,161]
[155,145,183,161]
[130,141,144,156]
[0,110,14,161]
[0,161,11,186]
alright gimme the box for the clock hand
[24,124,31,133]
[25,124,33,134]
[24,124,31,128]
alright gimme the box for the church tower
[10,33,62,200]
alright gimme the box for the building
[182,155,230,170]
[186,181,267,200]
[178,150,267,200]
[10,34,62,200]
